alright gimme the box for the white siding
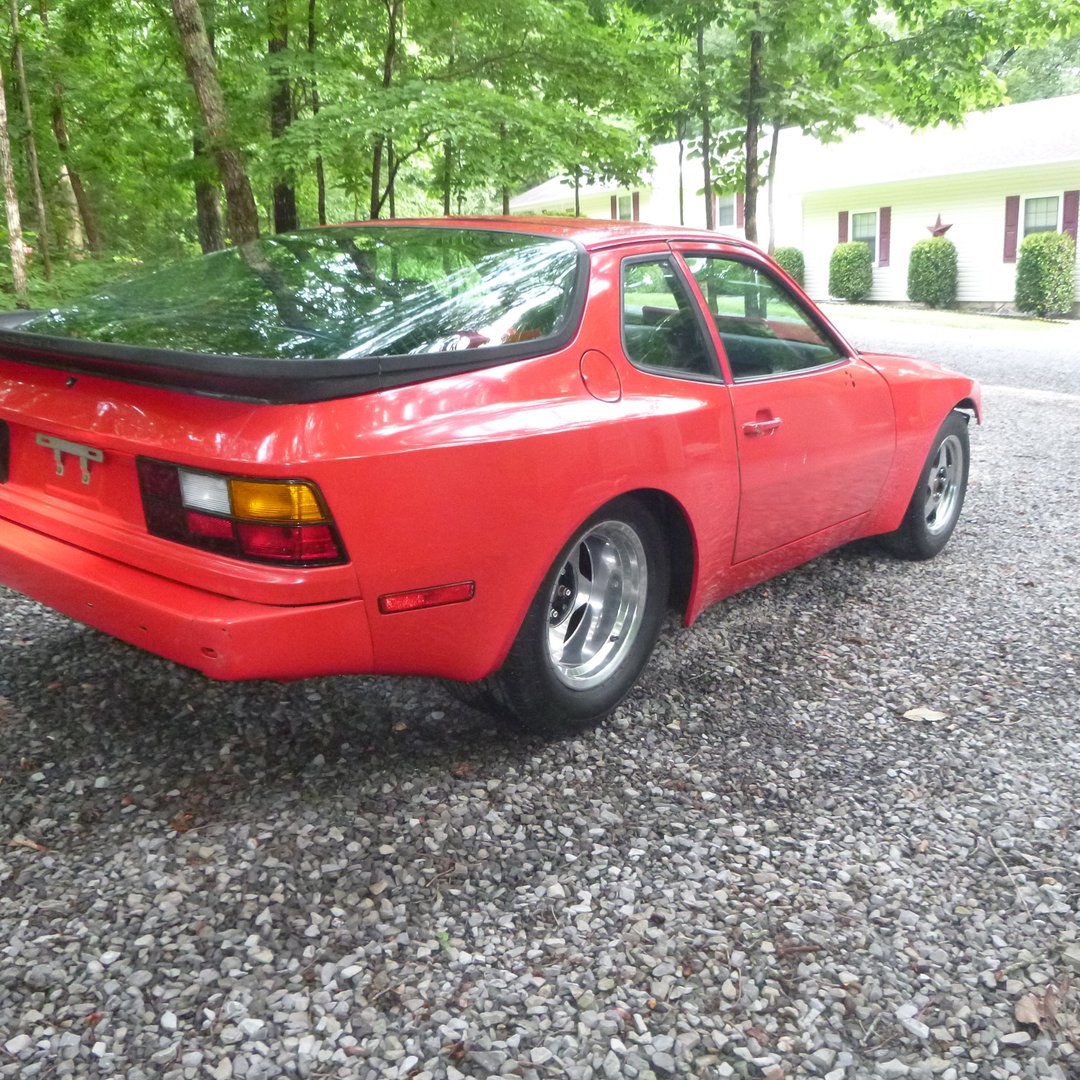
[510,142,746,237]
[801,164,1080,305]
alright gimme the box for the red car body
[0,218,980,726]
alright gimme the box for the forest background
[0,0,1078,311]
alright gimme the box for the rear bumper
[0,516,374,680]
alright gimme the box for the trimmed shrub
[772,246,805,286]
[1015,231,1077,317]
[907,237,958,308]
[828,242,873,301]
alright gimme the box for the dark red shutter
[1064,190,1079,245]
[610,195,618,220]
[1003,195,1020,263]
[838,211,849,244]
[878,207,891,267]
[632,191,640,222]
[736,192,745,228]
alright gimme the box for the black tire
[478,496,671,736]
[880,410,970,560]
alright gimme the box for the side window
[621,259,716,377]
[682,256,844,381]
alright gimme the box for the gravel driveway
[2,311,1078,1080]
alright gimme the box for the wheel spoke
[546,520,648,690]
[923,433,964,535]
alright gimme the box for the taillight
[137,459,345,566]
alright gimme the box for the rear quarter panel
[316,283,740,679]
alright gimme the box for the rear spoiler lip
[0,326,570,404]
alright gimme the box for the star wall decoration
[928,214,952,237]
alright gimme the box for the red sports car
[0,218,979,733]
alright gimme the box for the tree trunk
[193,135,225,252]
[765,123,779,253]
[697,20,713,230]
[387,138,396,218]
[57,166,85,249]
[369,0,401,220]
[743,19,764,244]
[39,0,101,254]
[574,169,581,216]
[442,138,452,215]
[10,0,50,279]
[50,95,102,253]
[369,135,384,220]
[0,59,28,304]
[269,0,297,232]
[307,0,326,225]
[677,121,685,227]
[171,0,259,243]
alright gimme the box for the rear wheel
[881,411,970,560]
[482,497,670,735]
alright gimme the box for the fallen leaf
[8,835,49,852]
[450,762,474,779]
[903,707,947,722]
[1015,981,1065,1030]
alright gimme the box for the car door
[675,249,895,563]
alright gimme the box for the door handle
[742,417,782,436]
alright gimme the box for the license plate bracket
[35,433,104,485]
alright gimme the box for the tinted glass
[21,227,580,361]
[622,259,715,377]
[683,256,843,379]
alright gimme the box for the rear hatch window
[20,226,582,361]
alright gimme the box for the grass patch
[818,302,1065,332]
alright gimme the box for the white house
[509,140,749,235]
[510,94,1080,311]
[778,94,1080,309]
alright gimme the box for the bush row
[773,232,1077,315]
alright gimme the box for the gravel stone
[1,312,1078,1079]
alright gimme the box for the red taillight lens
[138,459,344,567]
[236,523,339,562]
[187,511,235,540]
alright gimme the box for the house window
[851,211,877,263]
[1024,196,1059,236]
[715,195,736,228]
[617,195,633,221]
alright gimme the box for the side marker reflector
[378,582,475,615]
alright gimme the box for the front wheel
[483,497,670,735]
[880,410,970,560]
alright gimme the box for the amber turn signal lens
[228,479,325,522]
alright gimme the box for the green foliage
[772,246,804,286]
[1,0,1079,303]
[829,242,873,302]
[1000,34,1080,102]
[907,237,958,308]
[1,255,176,313]
[1014,232,1077,317]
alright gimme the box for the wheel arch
[954,396,981,424]
[618,488,696,621]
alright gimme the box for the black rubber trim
[0,247,590,405]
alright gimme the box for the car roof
[331,215,765,256]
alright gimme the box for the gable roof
[781,94,1080,193]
